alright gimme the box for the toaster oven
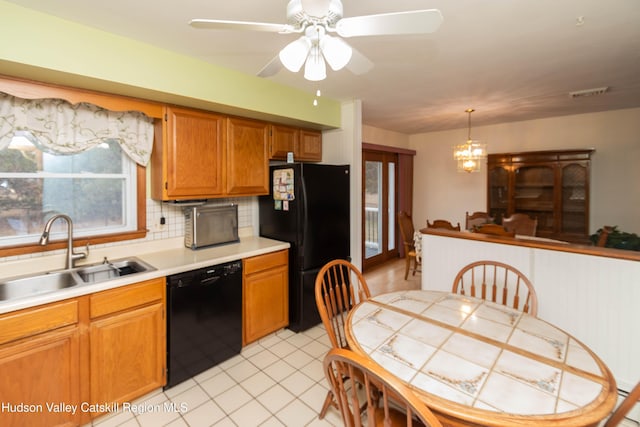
[184,204,239,249]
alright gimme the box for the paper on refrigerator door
[273,168,295,201]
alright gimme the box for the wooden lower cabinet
[0,278,166,426]
[243,250,289,345]
[0,300,81,427]
[88,278,166,416]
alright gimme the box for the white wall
[322,101,363,268]
[409,108,640,235]
[362,125,410,149]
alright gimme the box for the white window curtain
[0,92,154,166]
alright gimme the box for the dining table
[345,290,618,427]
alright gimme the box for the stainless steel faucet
[39,214,88,269]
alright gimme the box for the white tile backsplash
[0,197,259,265]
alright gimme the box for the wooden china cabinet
[487,149,594,243]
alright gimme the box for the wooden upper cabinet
[269,124,298,159]
[226,117,269,196]
[269,125,322,162]
[151,106,226,200]
[297,129,322,162]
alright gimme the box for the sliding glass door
[363,150,398,270]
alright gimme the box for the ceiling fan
[190,0,443,81]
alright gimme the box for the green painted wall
[0,0,341,129]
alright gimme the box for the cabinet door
[243,250,289,345]
[90,302,165,411]
[165,107,226,198]
[560,162,589,239]
[296,129,322,162]
[244,265,289,344]
[269,124,298,160]
[487,165,510,223]
[0,327,81,427]
[226,117,269,195]
[513,164,556,234]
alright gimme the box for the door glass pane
[514,165,554,232]
[387,162,396,251]
[364,160,382,259]
[562,164,587,234]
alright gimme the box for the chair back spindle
[452,261,538,316]
[315,259,372,419]
[325,348,443,427]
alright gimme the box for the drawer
[243,250,288,275]
[90,278,165,319]
[0,299,78,345]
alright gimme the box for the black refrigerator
[259,163,350,332]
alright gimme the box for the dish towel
[413,231,422,263]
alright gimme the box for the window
[0,132,142,252]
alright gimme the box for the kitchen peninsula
[419,227,639,405]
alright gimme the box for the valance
[0,92,154,166]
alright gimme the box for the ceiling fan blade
[257,56,284,78]
[345,47,374,75]
[189,19,295,34]
[336,9,443,38]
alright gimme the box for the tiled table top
[346,290,617,426]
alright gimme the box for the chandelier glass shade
[453,109,487,173]
[278,26,352,81]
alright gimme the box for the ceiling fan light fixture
[304,46,327,81]
[320,35,352,71]
[279,36,312,72]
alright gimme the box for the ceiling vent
[569,86,609,98]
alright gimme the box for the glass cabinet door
[513,164,555,233]
[488,166,509,223]
[561,163,588,236]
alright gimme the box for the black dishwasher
[165,260,242,389]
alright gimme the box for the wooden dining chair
[426,219,461,231]
[465,211,494,230]
[596,225,615,247]
[452,260,538,316]
[398,211,420,280]
[604,381,640,426]
[502,213,538,236]
[315,259,372,419]
[324,348,443,427]
[472,223,516,237]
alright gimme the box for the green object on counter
[590,226,640,251]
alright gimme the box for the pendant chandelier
[453,108,487,173]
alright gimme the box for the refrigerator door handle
[300,170,308,253]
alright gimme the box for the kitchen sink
[0,257,156,302]
[0,271,82,301]
[75,257,156,284]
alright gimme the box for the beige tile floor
[88,324,343,427]
[85,259,420,427]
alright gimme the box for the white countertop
[0,235,289,315]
